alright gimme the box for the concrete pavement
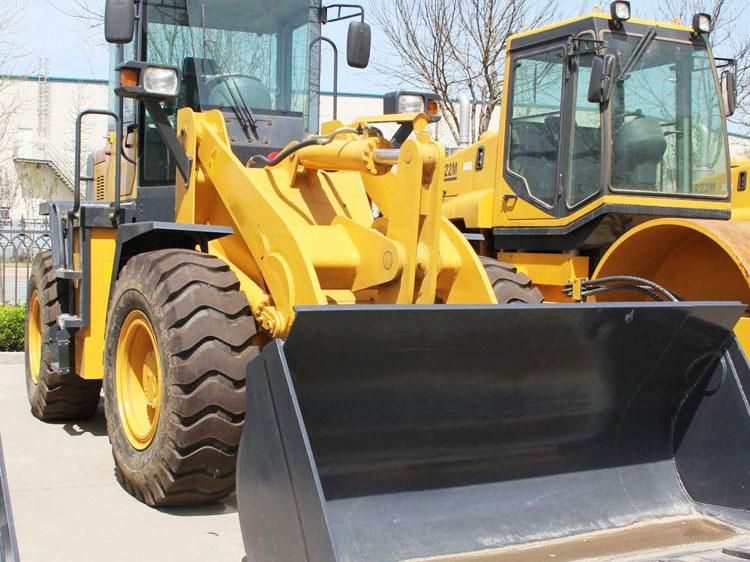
[0,357,245,562]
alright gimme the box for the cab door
[502,45,567,220]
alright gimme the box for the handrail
[74,109,120,217]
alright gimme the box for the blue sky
[10,0,748,94]
[12,0,388,92]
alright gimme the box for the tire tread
[105,249,258,506]
[25,251,101,421]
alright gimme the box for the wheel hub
[28,290,42,384]
[116,310,163,450]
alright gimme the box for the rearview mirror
[347,21,371,69]
[587,54,616,104]
[104,0,135,44]
[722,70,737,117]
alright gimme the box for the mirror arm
[321,4,365,24]
[567,38,607,60]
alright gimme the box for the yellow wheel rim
[28,290,42,384]
[116,310,162,450]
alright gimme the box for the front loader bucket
[237,302,750,562]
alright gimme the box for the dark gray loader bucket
[237,302,750,562]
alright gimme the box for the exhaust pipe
[458,92,471,147]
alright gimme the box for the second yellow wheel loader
[22,0,750,560]
[441,2,750,355]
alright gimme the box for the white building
[0,76,109,220]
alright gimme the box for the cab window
[508,48,565,207]
[567,45,602,207]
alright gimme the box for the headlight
[610,1,631,22]
[692,13,712,34]
[383,91,442,123]
[398,94,425,114]
[116,61,181,100]
[142,67,180,97]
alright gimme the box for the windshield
[145,0,319,117]
[607,35,729,197]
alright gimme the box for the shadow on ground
[60,401,107,437]
[50,398,240,517]
[158,494,238,517]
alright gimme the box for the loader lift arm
[175,108,497,336]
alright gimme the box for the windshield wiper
[618,28,657,82]
[219,73,260,141]
[199,4,259,141]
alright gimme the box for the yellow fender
[593,217,750,351]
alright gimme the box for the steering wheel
[204,73,272,109]
[544,114,561,146]
[693,123,724,170]
[622,109,644,120]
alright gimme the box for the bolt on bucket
[237,302,750,562]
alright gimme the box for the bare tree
[0,168,19,212]
[0,0,26,150]
[660,0,750,131]
[49,0,104,30]
[372,0,559,143]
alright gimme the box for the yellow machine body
[76,111,495,363]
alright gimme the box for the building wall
[0,76,109,219]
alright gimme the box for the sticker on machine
[444,161,458,182]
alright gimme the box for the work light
[142,67,180,98]
[116,62,180,101]
[610,1,631,23]
[692,12,712,35]
[397,94,425,115]
[383,91,442,122]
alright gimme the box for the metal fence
[0,219,51,307]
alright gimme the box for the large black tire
[103,249,258,506]
[481,256,544,304]
[25,251,102,420]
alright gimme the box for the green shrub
[0,306,26,352]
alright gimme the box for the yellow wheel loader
[21,0,750,560]
[441,3,750,350]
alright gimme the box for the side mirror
[587,54,616,104]
[722,70,737,117]
[347,21,371,69]
[105,0,135,44]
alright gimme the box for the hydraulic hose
[247,127,367,168]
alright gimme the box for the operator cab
[505,10,733,215]
[90,0,370,221]
[445,2,738,252]
[111,0,321,193]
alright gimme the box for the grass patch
[0,306,25,352]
